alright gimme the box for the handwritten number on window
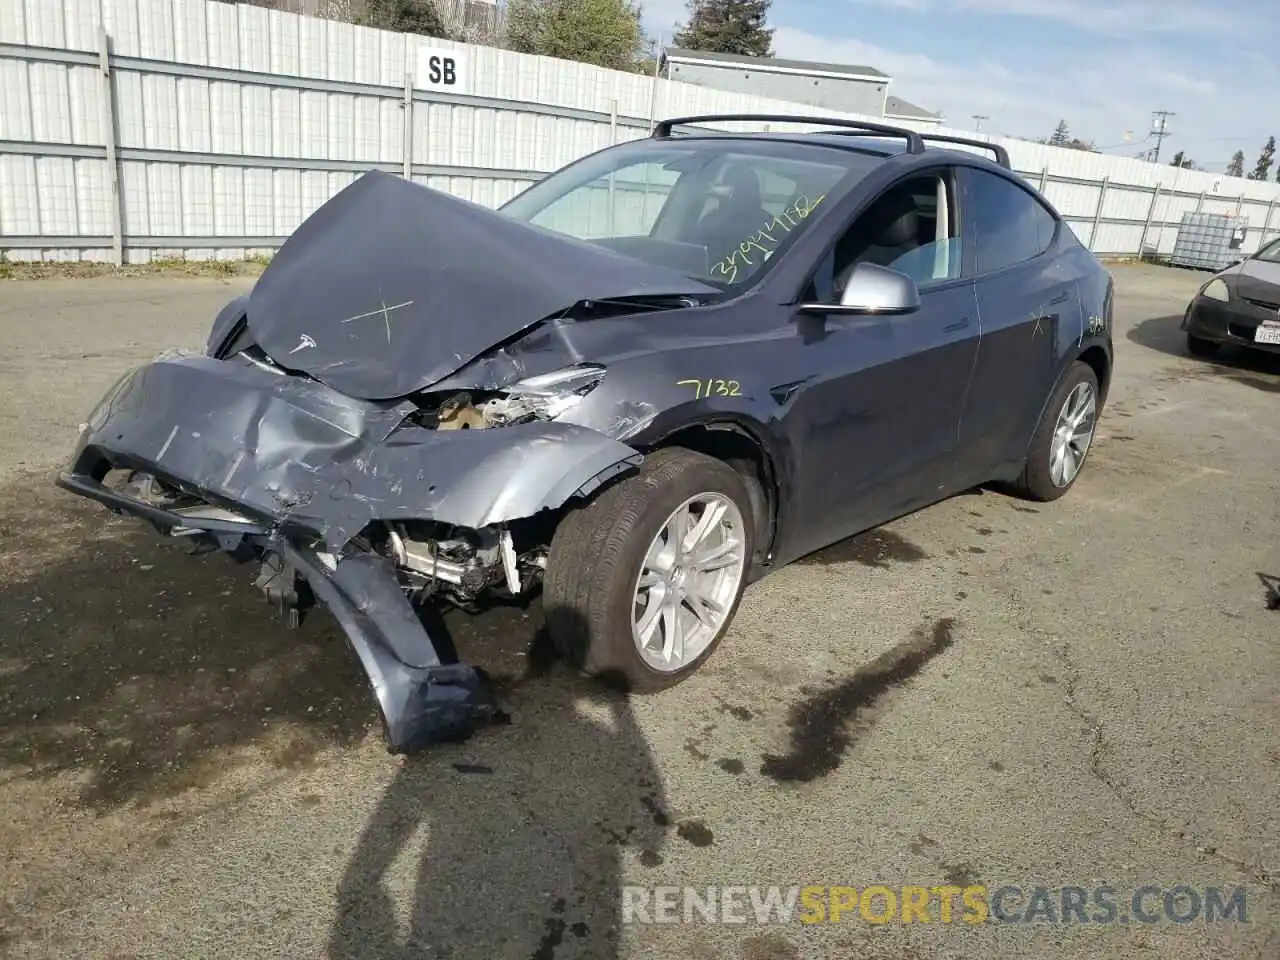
[711,194,827,284]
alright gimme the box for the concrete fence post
[1138,184,1161,260]
[1038,167,1048,192]
[401,72,413,179]
[1195,190,1206,214]
[97,27,122,266]
[609,98,618,145]
[1089,177,1108,251]
[1264,198,1278,237]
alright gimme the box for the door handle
[944,318,969,332]
[1049,291,1070,305]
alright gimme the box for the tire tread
[543,447,751,690]
[1013,360,1099,502]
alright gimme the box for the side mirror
[798,262,921,316]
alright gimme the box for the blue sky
[641,0,1279,173]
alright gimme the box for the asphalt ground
[0,264,1276,959]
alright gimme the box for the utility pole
[1149,110,1175,163]
[972,114,987,133]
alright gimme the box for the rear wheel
[1013,361,1099,502]
[543,447,754,692]
[1186,333,1220,358]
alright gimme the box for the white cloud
[845,0,1262,38]
[639,0,692,38]
[771,25,1273,171]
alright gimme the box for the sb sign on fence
[415,45,468,94]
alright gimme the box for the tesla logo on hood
[289,334,317,354]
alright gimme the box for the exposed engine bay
[104,463,554,618]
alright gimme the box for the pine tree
[1048,120,1070,146]
[673,0,774,57]
[1225,150,1245,177]
[1249,136,1275,181]
[1169,150,1195,170]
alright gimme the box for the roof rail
[651,113,925,155]
[834,129,1011,169]
[915,133,1011,169]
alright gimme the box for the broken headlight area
[406,364,606,431]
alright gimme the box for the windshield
[498,137,882,290]
[1254,237,1280,263]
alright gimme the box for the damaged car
[57,114,1113,753]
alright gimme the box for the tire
[1013,361,1100,502]
[1186,333,1220,358]
[543,447,755,692]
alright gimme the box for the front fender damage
[56,355,645,752]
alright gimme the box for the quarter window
[966,169,1058,274]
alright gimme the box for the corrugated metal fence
[3,0,1280,264]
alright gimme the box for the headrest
[709,165,762,206]
[866,190,919,245]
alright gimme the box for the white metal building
[662,47,891,118]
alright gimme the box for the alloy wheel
[1049,381,1097,487]
[630,492,747,672]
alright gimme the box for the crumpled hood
[245,170,719,401]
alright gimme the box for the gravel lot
[0,265,1277,959]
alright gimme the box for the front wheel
[1013,361,1100,502]
[543,447,755,692]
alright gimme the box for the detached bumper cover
[57,354,644,752]
[285,546,498,752]
[1183,295,1280,354]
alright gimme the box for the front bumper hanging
[55,470,499,753]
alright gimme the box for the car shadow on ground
[1,472,669,958]
[1126,314,1280,392]
[0,474,387,810]
[328,607,669,960]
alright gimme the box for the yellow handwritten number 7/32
[678,379,742,399]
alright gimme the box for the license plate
[1255,321,1280,345]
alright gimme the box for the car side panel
[771,279,980,563]
[959,251,1086,476]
